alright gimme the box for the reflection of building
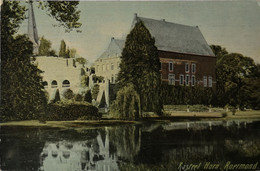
[39,130,119,171]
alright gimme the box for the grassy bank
[1,110,260,129]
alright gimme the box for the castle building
[94,14,216,88]
[93,38,125,84]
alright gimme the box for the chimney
[111,37,114,41]
[162,19,165,22]
[134,13,138,19]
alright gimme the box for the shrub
[63,89,74,100]
[92,84,99,100]
[75,94,84,102]
[84,90,92,103]
[45,101,100,121]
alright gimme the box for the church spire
[28,0,39,55]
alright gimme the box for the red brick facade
[159,50,216,88]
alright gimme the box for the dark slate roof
[98,38,125,59]
[133,16,214,56]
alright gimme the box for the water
[0,120,260,171]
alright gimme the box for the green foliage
[117,21,162,115]
[63,89,75,100]
[92,84,100,100]
[0,0,82,121]
[46,102,100,121]
[69,48,77,58]
[92,75,104,83]
[38,1,82,33]
[161,84,216,106]
[59,39,66,57]
[110,84,141,120]
[75,94,84,102]
[76,57,87,66]
[0,34,47,121]
[84,90,92,103]
[38,36,55,56]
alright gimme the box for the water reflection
[0,120,259,171]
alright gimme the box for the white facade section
[34,56,87,100]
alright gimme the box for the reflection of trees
[225,139,260,157]
[109,125,141,161]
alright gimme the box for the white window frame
[180,74,184,85]
[185,63,190,73]
[186,75,190,86]
[203,76,207,87]
[208,76,212,87]
[192,63,196,73]
[168,74,175,85]
[169,62,173,71]
[191,75,196,86]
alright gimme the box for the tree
[84,90,92,103]
[117,21,163,115]
[76,57,87,66]
[0,0,81,121]
[111,84,141,120]
[63,89,75,100]
[214,48,258,109]
[70,48,77,58]
[38,36,54,56]
[59,39,66,57]
[51,89,61,103]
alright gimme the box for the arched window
[62,80,70,87]
[43,81,48,88]
[51,80,58,88]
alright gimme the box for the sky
[17,0,260,64]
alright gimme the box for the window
[111,74,114,83]
[117,62,120,69]
[43,81,48,88]
[111,63,114,70]
[115,74,118,82]
[185,63,190,73]
[180,75,184,85]
[208,76,212,87]
[203,76,207,87]
[62,80,70,87]
[192,63,196,73]
[96,65,99,72]
[168,74,175,85]
[169,62,173,71]
[186,75,190,86]
[191,75,196,86]
[102,65,105,71]
[106,64,109,71]
[160,62,162,70]
[51,80,58,88]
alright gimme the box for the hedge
[45,102,101,121]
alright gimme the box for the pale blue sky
[18,0,260,64]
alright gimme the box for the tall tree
[59,39,66,57]
[117,21,163,115]
[1,0,81,121]
[38,36,53,56]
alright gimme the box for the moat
[0,120,259,171]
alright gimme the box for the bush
[84,90,92,103]
[75,94,84,102]
[63,89,74,100]
[45,101,100,121]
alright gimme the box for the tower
[28,0,39,55]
